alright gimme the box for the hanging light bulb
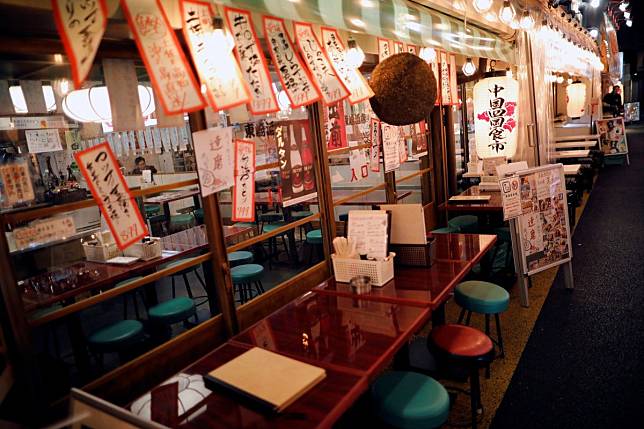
[510,19,520,29]
[520,10,534,30]
[419,46,437,63]
[624,11,631,19]
[567,78,573,85]
[619,2,629,12]
[589,28,598,38]
[345,39,365,69]
[626,19,633,27]
[499,0,516,25]
[472,0,493,13]
[462,58,477,76]
[506,68,513,79]
[590,0,600,8]
[556,75,564,84]
[212,16,234,52]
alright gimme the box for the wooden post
[444,107,457,196]
[384,171,397,204]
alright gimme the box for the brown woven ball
[369,52,437,125]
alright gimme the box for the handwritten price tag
[232,139,255,222]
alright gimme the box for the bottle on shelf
[300,128,315,191]
[289,126,304,195]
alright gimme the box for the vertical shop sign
[52,0,108,88]
[378,38,392,62]
[224,7,279,115]
[439,51,451,105]
[381,122,400,172]
[263,16,320,108]
[393,41,404,54]
[398,127,408,163]
[0,161,35,207]
[232,139,255,222]
[192,127,234,197]
[181,0,250,111]
[369,118,381,172]
[349,141,369,182]
[294,22,350,106]
[449,54,459,105]
[74,142,148,249]
[276,122,317,207]
[324,101,347,150]
[120,0,206,115]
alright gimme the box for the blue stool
[371,371,450,429]
[431,226,459,234]
[193,208,204,224]
[231,263,265,304]
[228,251,253,266]
[455,280,510,358]
[448,215,479,233]
[305,229,323,264]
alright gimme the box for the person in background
[132,156,157,175]
[603,85,623,117]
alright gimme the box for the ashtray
[349,275,372,295]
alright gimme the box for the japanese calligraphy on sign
[324,101,348,151]
[381,122,400,173]
[0,161,35,207]
[181,0,250,111]
[120,0,205,115]
[294,22,350,106]
[393,41,404,54]
[369,118,381,172]
[25,129,63,153]
[378,38,392,63]
[407,44,418,55]
[349,140,369,182]
[192,127,234,197]
[321,27,374,104]
[13,216,76,251]
[232,139,255,222]
[439,51,452,105]
[263,16,320,108]
[52,0,108,88]
[75,143,147,249]
[224,7,279,115]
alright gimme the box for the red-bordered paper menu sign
[378,38,392,63]
[52,0,108,89]
[120,0,206,115]
[232,139,256,222]
[75,143,148,249]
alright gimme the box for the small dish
[349,275,372,295]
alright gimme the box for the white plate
[106,256,140,265]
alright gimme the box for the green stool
[193,208,204,224]
[292,210,314,240]
[88,319,145,367]
[455,280,510,358]
[371,371,450,429]
[431,226,459,234]
[148,296,196,325]
[228,251,253,266]
[448,215,479,233]
[144,205,161,218]
[263,221,292,268]
[170,213,195,232]
[231,263,265,304]
[259,211,283,231]
[305,229,323,264]
[161,258,208,307]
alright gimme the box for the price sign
[25,129,63,153]
[14,216,76,251]
[378,38,392,62]
[381,122,400,172]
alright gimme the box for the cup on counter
[349,275,372,295]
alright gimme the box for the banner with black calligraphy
[75,143,148,249]
[224,7,279,115]
[439,50,452,106]
[378,38,392,63]
[276,121,317,207]
[181,0,250,111]
[394,41,404,54]
[369,118,381,172]
[324,101,347,151]
[349,141,369,182]
[321,27,374,105]
[192,127,234,197]
[381,122,400,173]
[294,22,350,106]
[263,16,320,108]
[52,0,108,88]
[120,0,206,115]
[232,139,256,222]
[398,127,409,163]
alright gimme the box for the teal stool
[193,208,204,224]
[88,319,145,367]
[448,215,479,233]
[259,211,283,231]
[292,210,314,240]
[170,213,195,232]
[148,296,196,325]
[263,221,292,268]
[161,258,208,308]
[144,205,161,218]
[305,229,323,264]
[228,251,253,267]
[371,371,450,429]
[431,226,459,234]
[455,280,510,358]
[231,263,265,304]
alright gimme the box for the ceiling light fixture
[462,58,477,76]
[473,0,493,13]
[499,0,516,25]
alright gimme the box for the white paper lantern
[61,85,154,123]
[566,82,587,118]
[473,74,519,159]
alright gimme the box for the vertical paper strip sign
[232,139,256,222]
[192,127,234,197]
[407,44,418,55]
[74,143,148,249]
[52,0,108,88]
[321,27,374,105]
[369,117,381,172]
[263,16,321,108]
[378,38,392,63]
[180,0,250,111]
[120,0,206,115]
[294,22,350,106]
[224,7,279,115]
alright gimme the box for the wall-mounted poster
[624,102,640,123]
[596,117,628,156]
[275,121,317,207]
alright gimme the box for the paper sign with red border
[74,142,148,249]
[406,44,418,55]
[120,0,206,115]
[52,0,108,89]
[369,117,381,172]
[449,53,459,106]
[393,41,404,54]
[224,7,279,115]
[378,38,392,63]
[232,139,256,222]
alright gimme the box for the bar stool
[148,297,196,327]
[258,211,283,232]
[228,251,253,267]
[370,371,450,429]
[160,258,208,307]
[193,208,204,225]
[263,222,292,268]
[29,304,64,360]
[291,210,313,240]
[305,229,323,264]
[144,205,161,218]
[428,324,494,429]
[87,319,145,368]
[431,226,459,234]
[448,215,479,233]
[455,280,509,358]
[231,264,265,304]
[170,213,195,232]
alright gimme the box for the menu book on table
[203,347,326,414]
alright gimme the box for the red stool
[428,324,494,429]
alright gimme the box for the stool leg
[465,311,472,325]
[495,313,505,358]
[171,276,176,299]
[485,314,490,337]
[457,307,466,324]
[257,280,265,293]
[194,268,207,289]
[182,273,194,299]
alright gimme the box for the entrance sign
[596,117,629,157]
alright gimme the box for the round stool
[144,205,161,218]
[231,264,265,304]
[88,320,145,367]
[371,371,450,429]
[305,229,323,264]
[161,258,208,307]
[193,208,204,224]
[291,210,313,220]
[431,226,459,234]
[263,222,291,267]
[447,215,479,233]
[148,297,196,325]
[429,324,494,429]
[455,280,509,358]
[259,212,283,231]
[170,213,195,232]
[228,251,253,266]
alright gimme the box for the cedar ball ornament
[369,52,437,125]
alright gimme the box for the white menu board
[347,210,388,260]
[25,129,63,153]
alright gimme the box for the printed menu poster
[25,129,63,153]
[408,121,428,157]
[596,117,629,156]
[276,121,317,207]
[324,101,347,151]
[499,176,522,220]
[347,210,388,260]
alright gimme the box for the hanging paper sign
[180,0,250,111]
[11,116,67,130]
[52,0,108,88]
[398,127,408,163]
[369,118,381,172]
[13,215,76,251]
[378,38,392,62]
[224,7,279,115]
[152,127,162,154]
[25,129,63,153]
[449,54,459,105]
[127,131,137,153]
[74,142,148,249]
[0,161,35,207]
[393,41,404,54]
[407,44,418,55]
[439,51,452,105]
[324,101,347,150]
[263,16,320,108]
[275,121,317,207]
[321,28,374,105]
[120,0,205,115]
[349,141,369,182]
[232,139,255,222]
[294,22,350,106]
[381,122,400,172]
[192,127,234,197]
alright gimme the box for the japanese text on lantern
[75,143,147,249]
[263,16,320,108]
[120,0,204,115]
[233,140,255,222]
[225,7,278,114]
[487,84,509,154]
